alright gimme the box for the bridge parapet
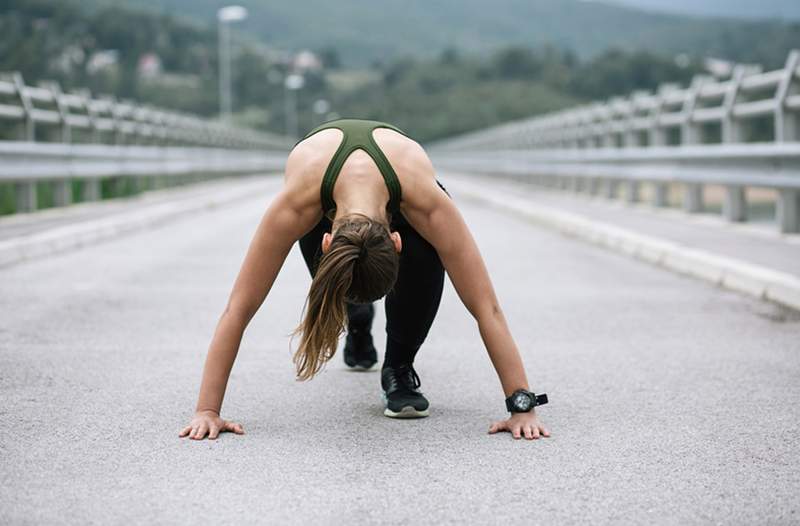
[429,50,800,233]
[0,72,293,214]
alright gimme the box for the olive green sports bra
[293,118,412,218]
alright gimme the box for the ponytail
[290,241,359,380]
[290,214,400,381]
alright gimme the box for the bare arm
[181,149,323,440]
[193,187,319,415]
[405,182,529,397]
[402,158,549,439]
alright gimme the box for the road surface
[1,175,798,524]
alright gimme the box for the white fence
[0,72,292,213]
[429,50,800,233]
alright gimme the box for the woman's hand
[488,411,550,440]
[179,410,245,440]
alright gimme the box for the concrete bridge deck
[1,174,799,524]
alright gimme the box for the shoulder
[279,130,340,213]
[372,127,432,182]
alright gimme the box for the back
[295,118,414,218]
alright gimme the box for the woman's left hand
[488,411,550,440]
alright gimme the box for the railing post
[775,50,800,143]
[777,189,800,233]
[46,81,71,143]
[624,180,640,203]
[14,181,37,212]
[722,67,745,143]
[12,72,35,141]
[46,82,74,207]
[587,177,599,195]
[53,178,73,207]
[653,182,669,207]
[723,186,747,222]
[683,183,704,213]
[604,179,618,199]
[681,77,707,145]
[82,177,102,201]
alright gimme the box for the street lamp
[217,5,248,121]
[284,73,305,138]
[312,99,331,125]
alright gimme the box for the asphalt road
[1,175,799,524]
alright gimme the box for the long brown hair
[290,212,399,380]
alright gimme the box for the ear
[322,232,333,254]
[390,231,402,253]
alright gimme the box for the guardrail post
[624,180,640,203]
[46,81,71,143]
[681,77,706,145]
[648,94,667,146]
[723,186,747,222]
[603,179,618,199]
[683,183,704,213]
[777,189,800,233]
[14,181,37,212]
[82,178,101,201]
[12,73,35,141]
[722,67,745,143]
[53,179,73,207]
[653,183,669,207]
[775,50,800,143]
[587,177,599,195]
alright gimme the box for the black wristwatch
[505,389,548,413]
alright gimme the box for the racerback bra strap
[294,118,412,218]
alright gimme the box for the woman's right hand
[179,410,245,440]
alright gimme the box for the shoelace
[390,364,421,392]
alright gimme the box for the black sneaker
[381,364,430,418]
[343,329,378,370]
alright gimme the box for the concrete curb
[448,176,800,312]
[0,175,281,269]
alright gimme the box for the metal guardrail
[0,72,293,214]
[429,50,800,233]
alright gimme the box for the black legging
[298,180,451,367]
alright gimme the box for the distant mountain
[91,0,800,68]
[603,0,800,20]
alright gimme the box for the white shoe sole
[381,392,430,418]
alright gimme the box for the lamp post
[217,5,248,121]
[312,99,331,126]
[284,73,305,138]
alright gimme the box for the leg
[383,181,450,366]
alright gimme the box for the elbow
[222,301,254,328]
[473,302,503,325]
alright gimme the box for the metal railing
[0,72,293,214]
[429,50,800,233]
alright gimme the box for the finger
[512,425,522,440]
[179,426,191,437]
[224,421,245,435]
[488,422,499,434]
[532,426,540,439]
[540,426,550,437]
[208,425,220,440]
[193,423,208,440]
[523,425,533,440]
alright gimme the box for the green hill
[92,0,800,67]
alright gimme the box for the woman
[179,118,550,440]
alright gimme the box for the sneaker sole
[381,392,430,418]
[383,406,430,418]
[345,362,377,372]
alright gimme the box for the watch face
[513,392,531,411]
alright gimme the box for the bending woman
[179,118,549,440]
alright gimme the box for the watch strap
[505,389,549,412]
